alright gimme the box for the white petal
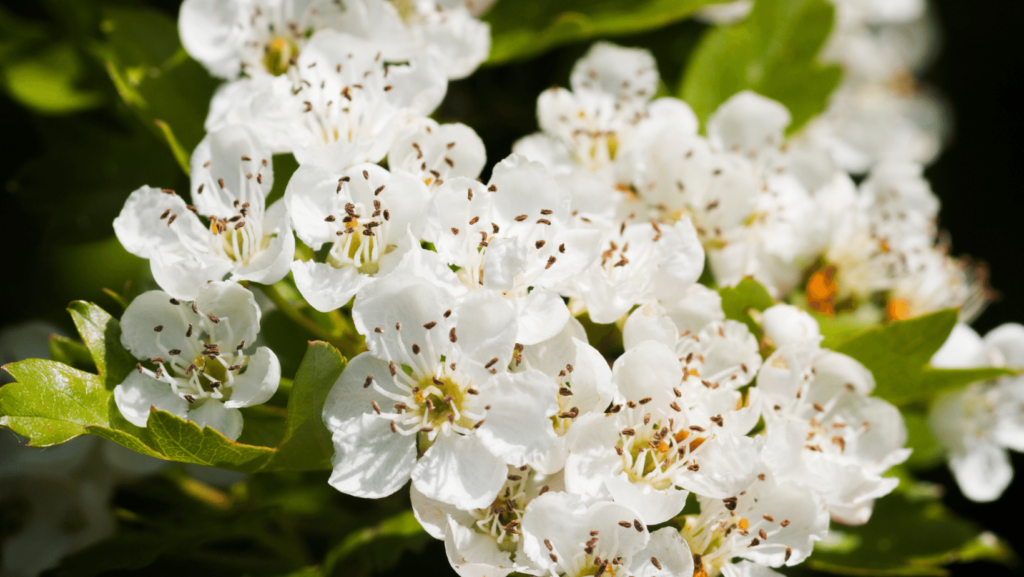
[674,433,763,498]
[444,517,516,577]
[454,291,517,382]
[482,237,528,291]
[514,288,570,346]
[328,413,416,499]
[178,0,239,79]
[564,414,622,498]
[190,125,273,217]
[322,353,405,430]
[950,443,1014,502]
[623,303,678,351]
[613,341,683,410]
[187,399,244,441]
[411,433,507,510]
[113,186,198,259]
[222,347,280,409]
[475,370,559,466]
[120,290,195,361]
[762,304,822,347]
[569,42,658,103]
[291,259,370,313]
[410,484,475,540]
[708,91,791,159]
[231,205,294,286]
[983,323,1024,367]
[605,474,689,525]
[150,250,233,302]
[113,371,189,427]
[664,284,725,334]
[633,528,694,577]
[930,323,984,368]
[195,281,262,349]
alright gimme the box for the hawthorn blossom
[681,469,830,577]
[207,29,447,169]
[113,282,280,441]
[114,126,293,300]
[430,154,601,344]
[411,465,563,577]
[322,252,559,509]
[179,0,490,80]
[521,492,694,577]
[387,117,487,188]
[758,341,910,524]
[285,162,430,311]
[929,323,1024,502]
[565,336,762,525]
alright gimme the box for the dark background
[1,0,1021,576]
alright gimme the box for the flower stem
[258,282,351,351]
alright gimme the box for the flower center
[263,36,299,76]
[615,411,708,490]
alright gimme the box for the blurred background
[0,0,1021,576]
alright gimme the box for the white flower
[114,126,293,300]
[322,253,559,509]
[113,281,281,441]
[516,317,615,474]
[208,29,447,170]
[565,339,762,525]
[758,342,910,523]
[179,0,490,80]
[682,469,830,577]
[521,492,694,577]
[285,162,430,311]
[570,217,705,324]
[430,154,601,344]
[388,117,487,189]
[887,247,991,323]
[929,323,1024,502]
[761,304,821,349]
[411,465,563,577]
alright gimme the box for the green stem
[259,283,348,350]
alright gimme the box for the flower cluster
[92,1,1004,575]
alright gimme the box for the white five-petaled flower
[411,465,563,577]
[114,125,293,301]
[285,162,430,312]
[521,492,694,577]
[322,252,559,509]
[758,338,910,524]
[113,281,281,441]
[387,117,487,189]
[929,323,1024,502]
[430,154,601,344]
[682,468,830,577]
[210,29,447,169]
[565,338,762,526]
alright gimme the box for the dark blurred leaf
[485,0,723,64]
[266,342,347,471]
[2,41,103,114]
[720,277,775,336]
[322,510,430,577]
[835,309,1016,404]
[0,6,48,61]
[68,300,136,390]
[267,153,300,206]
[97,5,219,165]
[806,484,1013,575]
[0,359,109,445]
[48,333,96,372]
[680,0,842,132]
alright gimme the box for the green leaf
[86,424,166,459]
[2,41,103,114]
[0,359,110,446]
[266,342,347,471]
[97,6,219,164]
[835,309,1016,404]
[680,0,842,133]
[144,409,275,473]
[807,484,1013,575]
[322,510,430,577]
[719,277,775,336]
[485,0,723,65]
[48,334,96,373]
[903,412,944,471]
[68,300,136,390]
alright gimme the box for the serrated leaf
[485,0,723,65]
[0,359,110,445]
[322,510,430,577]
[266,341,347,471]
[834,310,1014,404]
[719,277,775,336]
[144,409,274,473]
[86,424,165,459]
[807,488,1013,575]
[680,0,842,133]
[68,300,136,390]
